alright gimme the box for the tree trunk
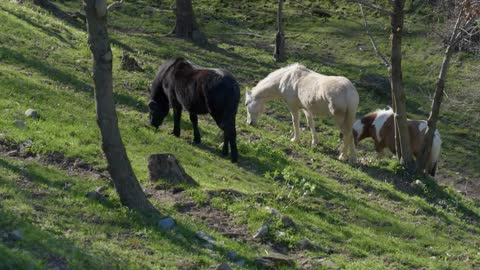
[174,0,200,40]
[389,0,415,173]
[416,10,467,173]
[84,0,159,215]
[273,0,285,62]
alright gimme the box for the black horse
[148,57,240,162]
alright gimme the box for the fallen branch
[349,0,391,16]
[359,4,390,67]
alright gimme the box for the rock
[63,182,74,190]
[256,252,294,269]
[195,231,216,244]
[13,120,27,128]
[148,154,198,187]
[281,215,297,231]
[215,263,232,270]
[158,217,176,231]
[276,231,286,237]
[19,140,33,154]
[235,259,245,267]
[296,238,317,251]
[25,109,39,119]
[6,150,19,157]
[253,224,268,239]
[318,258,339,269]
[8,230,22,241]
[85,191,104,201]
[95,186,106,193]
[411,179,426,189]
[265,206,280,216]
[226,250,238,261]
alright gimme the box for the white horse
[245,63,359,162]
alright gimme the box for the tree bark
[389,0,415,173]
[173,0,199,40]
[84,0,159,215]
[273,0,285,62]
[416,10,468,173]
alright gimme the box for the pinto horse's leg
[189,113,201,144]
[172,104,182,137]
[303,109,318,146]
[290,110,301,143]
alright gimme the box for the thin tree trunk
[174,0,198,39]
[416,11,467,173]
[273,0,285,62]
[84,0,159,215]
[389,0,415,173]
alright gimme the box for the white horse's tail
[428,130,442,176]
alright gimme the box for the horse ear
[148,100,159,111]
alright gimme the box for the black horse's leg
[228,120,238,163]
[222,129,229,156]
[172,104,182,137]
[190,113,201,144]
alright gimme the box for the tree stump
[121,51,143,72]
[148,154,198,188]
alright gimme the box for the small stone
[318,258,339,269]
[6,150,19,157]
[195,231,216,244]
[296,238,317,250]
[235,259,245,267]
[25,109,39,119]
[411,180,426,189]
[265,206,280,216]
[95,186,106,193]
[63,182,73,190]
[281,215,297,231]
[86,191,104,200]
[253,224,268,239]
[13,120,27,128]
[8,230,22,241]
[158,217,176,230]
[215,263,232,270]
[226,250,238,261]
[276,231,286,237]
[19,140,33,154]
[256,252,294,268]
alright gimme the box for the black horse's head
[148,99,169,128]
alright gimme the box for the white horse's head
[245,88,265,126]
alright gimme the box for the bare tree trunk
[84,0,159,215]
[416,10,469,173]
[173,0,203,42]
[273,0,285,62]
[389,0,415,173]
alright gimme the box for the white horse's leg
[303,109,318,146]
[290,110,300,143]
[333,112,349,161]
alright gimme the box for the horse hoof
[338,154,348,161]
[311,142,318,147]
[291,137,298,143]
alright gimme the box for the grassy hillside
[0,0,479,269]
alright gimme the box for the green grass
[0,0,479,269]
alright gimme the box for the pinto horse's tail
[428,129,442,176]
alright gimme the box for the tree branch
[359,4,390,67]
[107,0,125,12]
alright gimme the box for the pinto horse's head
[245,89,265,126]
[148,99,169,129]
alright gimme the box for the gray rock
[195,231,216,244]
[19,140,33,154]
[215,263,232,270]
[226,250,238,261]
[235,259,245,267]
[13,120,27,128]
[411,179,426,189]
[25,109,39,119]
[318,258,340,269]
[253,224,268,239]
[158,217,176,230]
[296,238,317,251]
[281,215,297,231]
[95,186,107,193]
[6,150,19,157]
[256,252,294,269]
[85,191,104,200]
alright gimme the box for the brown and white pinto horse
[352,107,442,176]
